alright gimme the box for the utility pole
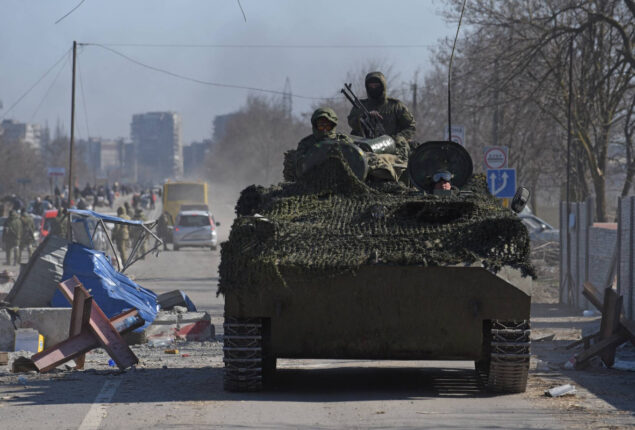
[282,77,292,118]
[410,81,418,118]
[492,59,500,147]
[67,40,77,240]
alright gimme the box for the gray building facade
[131,112,183,184]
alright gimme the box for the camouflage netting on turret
[218,154,535,295]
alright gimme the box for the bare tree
[441,0,634,220]
[205,95,307,188]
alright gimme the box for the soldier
[49,209,67,239]
[19,211,35,262]
[156,212,171,251]
[132,208,147,259]
[3,210,22,266]
[424,169,461,196]
[112,207,130,267]
[347,71,416,181]
[296,107,355,176]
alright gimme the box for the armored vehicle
[219,140,534,393]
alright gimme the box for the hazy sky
[0,0,455,143]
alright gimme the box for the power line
[87,43,333,101]
[236,0,247,22]
[1,48,71,120]
[82,42,435,49]
[55,0,87,24]
[30,51,71,121]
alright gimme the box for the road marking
[78,379,121,430]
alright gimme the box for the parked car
[519,213,559,242]
[173,210,219,251]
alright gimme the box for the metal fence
[560,196,635,320]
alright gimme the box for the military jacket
[20,215,35,243]
[3,215,22,246]
[347,97,415,158]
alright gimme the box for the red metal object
[31,276,142,372]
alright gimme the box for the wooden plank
[68,286,92,370]
[575,333,627,367]
[599,288,622,367]
[583,282,603,311]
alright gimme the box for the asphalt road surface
[3,244,619,429]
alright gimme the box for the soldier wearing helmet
[295,107,354,177]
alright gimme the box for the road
[5,242,628,429]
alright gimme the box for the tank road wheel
[223,317,264,392]
[477,320,530,393]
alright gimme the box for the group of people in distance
[296,71,453,192]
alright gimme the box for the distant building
[78,137,134,182]
[183,139,212,178]
[212,113,236,143]
[131,112,183,184]
[0,119,42,149]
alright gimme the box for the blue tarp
[51,243,158,331]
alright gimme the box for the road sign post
[487,168,516,199]
[483,146,509,169]
[444,125,465,146]
[47,167,66,178]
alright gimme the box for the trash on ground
[534,334,555,342]
[145,308,214,345]
[14,328,44,353]
[0,351,8,365]
[164,349,179,354]
[564,356,576,369]
[157,290,196,312]
[535,359,550,371]
[583,310,599,317]
[545,384,577,397]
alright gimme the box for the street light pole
[67,40,77,240]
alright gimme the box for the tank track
[223,317,263,392]
[478,320,531,393]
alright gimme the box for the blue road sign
[487,168,516,198]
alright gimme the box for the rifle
[341,83,385,138]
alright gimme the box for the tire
[476,319,530,393]
[210,245,217,251]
